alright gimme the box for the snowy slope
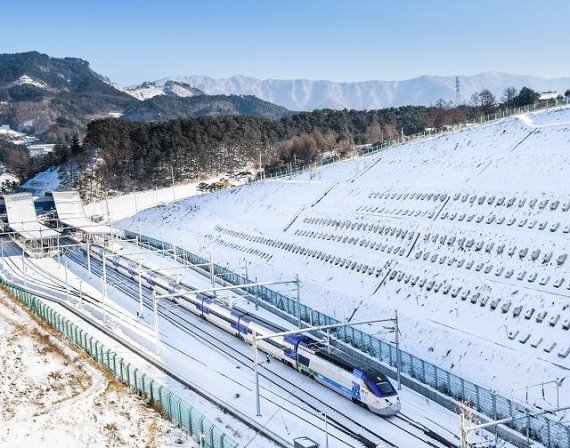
[21,166,61,195]
[147,72,570,110]
[125,80,203,100]
[121,106,570,406]
[0,293,193,448]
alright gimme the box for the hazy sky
[3,0,569,85]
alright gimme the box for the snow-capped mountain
[141,72,570,111]
[125,80,203,100]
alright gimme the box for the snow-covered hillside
[121,106,570,405]
[144,72,570,111]
[0,293,193,448]
[125,80,203,100]
[21,166,61,195]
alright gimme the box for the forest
[1,85,557,196]
[82,85,558,193]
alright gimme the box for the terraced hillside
[123,106,570,404]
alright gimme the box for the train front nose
[373,396,401,416]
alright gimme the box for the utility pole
[253,329,261,417]
[210,250,216,298]
[102,253,108,325]
[64,255,69,300]
[87,242,92,279]
[296,274,301,328]
[138,254,144,318]
[255,277,259,310]
[324,412,329,448]
[21,250,27,286]
[57,235,61,265]
[105,194,111,223]
[170,165,176,203]
[395,309,401,390]
[455,76,462,106]
[152,289,160,354]
[460,404,570,448]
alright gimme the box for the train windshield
[375,375,397,396]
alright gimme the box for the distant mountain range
[123,94,290,122]
[0,53,291,142]
[124,80,204,100]
[0,51,133,142]
[2,51,570,143]
[132,73,570,111]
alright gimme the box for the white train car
[88,245,401,415]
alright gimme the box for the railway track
[1,236,460,448]
[66,242,459,448]
[0,239,291,448]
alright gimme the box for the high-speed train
[88,244,401,416]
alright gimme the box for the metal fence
[255,97,570,182]
[127,230,570,448]
[0,276,239,448]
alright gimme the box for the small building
[539,91,563,101]
[293,437,319,448]
[27,144,56,158]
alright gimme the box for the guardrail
[125,230,570,448]
[0,276,239,448]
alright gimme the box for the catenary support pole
[22,249,27,286]
[210,249,217,298]
[324,412,329,448]
[296,274,301,328]
[87,242,92,279]
[253,330,261,417]
[152,289,160,354]
[64,255,69,300]
[138,254,144,318]
[102,253,108,325]
[395,309,401,390]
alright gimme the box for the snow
[15,74,48,89]
[151,72,570,110]
[125,81,201,100]
[0,172,18,186]
[0,292,195,448]
[126,83,165,100]
[119,106,570,410]
[0,235,491,448]
[21,166,61,196]
[84,173,252,223]
[0,125,24,138]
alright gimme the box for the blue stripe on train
[313,372,361,400]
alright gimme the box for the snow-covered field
[21,166,61,195]
[84,172,252,222]
[0,291,194,448]
[120,106,570,408]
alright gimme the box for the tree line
[3,85,563,196]
[80,85,565,195]
[0,137,82,181]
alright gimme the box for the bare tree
[471,89,497,114]
[501,87,517,108]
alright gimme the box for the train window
[374,376,397,396]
